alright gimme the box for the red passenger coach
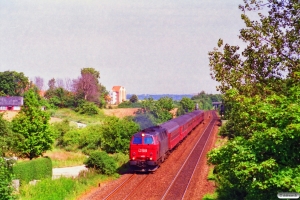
[129,110,205,172]
[160,121,180,150]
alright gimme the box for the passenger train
[129,110,205,172]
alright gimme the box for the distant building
[110,86,126,104]
[0,96,23,111]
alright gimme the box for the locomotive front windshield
[144,136,153,144]
[133,136,142,144]
[132,135,154,144]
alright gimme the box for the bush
[79,125,103,154]
[61,129,82,151]
[84,151,117,175]
[13,157,52,183]
[76,102,99,115]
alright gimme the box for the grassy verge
[44,148,87,168]
[203,192,218,200]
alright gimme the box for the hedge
[13,157,52,183]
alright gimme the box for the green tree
[208,88,300,199]
[139,97,174,124]
[209,1,299,97]
[129,94,138,103]
[207,0,300,199]
[11,89,54,160]
[45,87,75,108]
[177,97,195,116]
[0,71,29,96]
[0,157,15,200]
[101,116,140,153]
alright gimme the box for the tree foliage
[176,97,195,116]
[209,1,300,97]
[0,71,29,96]
[208,1,300,199]
[45,87,76,108]
[101,116,140,154]
[191,91,222,110]
[11,89,54,160]
[129,94,138,103]
[138,97,174,124]
[0,114,18,157]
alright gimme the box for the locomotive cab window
[133,136,142,144]
[144,136,154,144]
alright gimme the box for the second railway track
[161,111,217,200]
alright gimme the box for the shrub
[84,151,117,175]
[61,129,82,151]
[13,157,52,183]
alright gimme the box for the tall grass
[44,149,87,168]
[18,170,113,200]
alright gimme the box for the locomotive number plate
[138,148,147,153]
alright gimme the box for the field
[103,108,139,118]
[1,108,139,122]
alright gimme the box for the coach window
[133,137,142,144]
[144,136,153,144]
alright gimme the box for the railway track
[161,111,217,200]
[102,173,149,200]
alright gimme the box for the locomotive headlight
[150,157,152,160]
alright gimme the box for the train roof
[191,110,204,115]
[160,120,179,133]
[171,114,192,126]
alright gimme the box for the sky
[0,0,250,94]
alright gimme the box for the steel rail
[103,174,136,200]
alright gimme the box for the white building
[110,86,126,104]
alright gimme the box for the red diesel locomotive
[129,110,204,172]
